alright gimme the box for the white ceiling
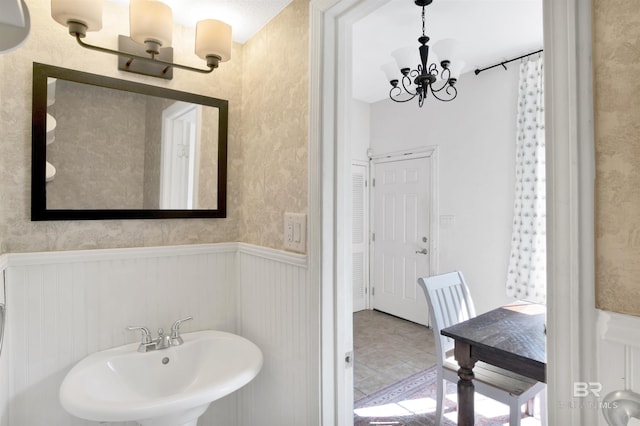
[109,0,294,44]
[352,0,543,103]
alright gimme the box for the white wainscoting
[597,309,640,425]
[0,243,311,426]
[236,245,313,426]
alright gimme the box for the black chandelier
[382,0,462,106]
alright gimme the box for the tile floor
[353,309,437,401]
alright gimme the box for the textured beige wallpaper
[594,0,640,315]
[47,81,147,210]
[0,0,308,253]
[239,0,309,250]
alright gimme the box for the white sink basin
[59,330,263,426]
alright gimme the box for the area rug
[354,365,540,426]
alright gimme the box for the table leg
[454,341,477,426]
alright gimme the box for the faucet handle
[170,316,193,345]
[126,326,152,344]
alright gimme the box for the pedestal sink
[59,330,263,426]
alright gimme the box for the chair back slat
[418,271,476,365]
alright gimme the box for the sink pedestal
[137,403,209,426]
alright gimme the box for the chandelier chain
[421,6,426,37]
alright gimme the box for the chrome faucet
[155,328,171,350]
[127,316,193,353]
[126,326,157,352]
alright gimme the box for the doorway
[311,0,594,425]
[160,101,202,209]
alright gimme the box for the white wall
[368,67,520,314]
[349,99,371,162]
[0,243,313,426]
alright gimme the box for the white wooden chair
[418,271,547,425]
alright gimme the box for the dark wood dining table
[440,301,546,426]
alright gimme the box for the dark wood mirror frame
[31,62,228,220]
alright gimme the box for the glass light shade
[45,161,56,182]
[51,0,102,31]
[130,0,173,47]
[448,60,467,80]
[391,46,417,71]
[47,78,57,106]
[381,62,399,82]
[433,38,460,62]
[195,19,232,62]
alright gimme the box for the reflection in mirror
[31,63,228,220]
[159,101,220,209]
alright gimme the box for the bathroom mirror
[31,63,227,220]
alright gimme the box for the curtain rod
[474,49,544,76]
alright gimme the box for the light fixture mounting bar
[117,35,173,79]
[74,34,216,80]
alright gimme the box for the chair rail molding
[5,243,239,266]
[599,311,640,348]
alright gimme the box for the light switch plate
[284,212,306,253]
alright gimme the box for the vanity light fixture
[381,0,463,106]
[50,0,232,80]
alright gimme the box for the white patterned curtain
[506,56,546,303]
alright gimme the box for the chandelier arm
[429,83,457,102]
[427,63,440,79]
[401,73,419,96]
[75,35,216,74]
[389,86,418,103]
[429,79,452,94]
[428,67,452,93]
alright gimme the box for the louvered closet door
[352,163,369,312]
[372,156,431,326]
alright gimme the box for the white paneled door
[372,155,431,326]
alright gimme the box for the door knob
[416,248,428,255]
